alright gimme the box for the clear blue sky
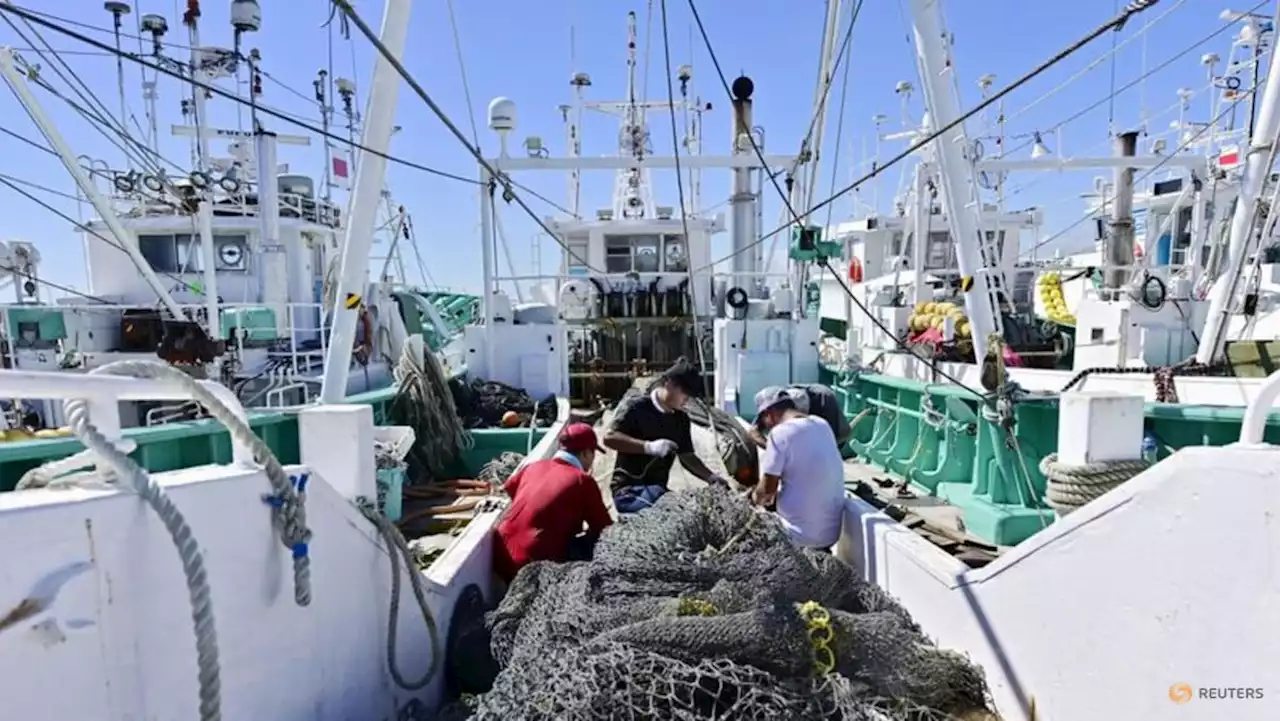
[0,0,1258,298]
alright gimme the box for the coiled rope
[356,501,442,690]
[22,361,314,606]
[1038,453,1151,515]
[48,361,259,721]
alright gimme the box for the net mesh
[439,487,998,720]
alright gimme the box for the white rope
[1038,452,1150,515]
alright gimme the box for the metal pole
[479,171,496,377]
[1197,26,1280,364]
[905,0,997,361]
[319,0,412,403]
[186,10,222,349]
[0,48,188,321]
[1104,131,1139,293]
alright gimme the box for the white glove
[643,439,679,457]
[706,474,730,488]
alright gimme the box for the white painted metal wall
[835,445,1280,720]
[0,399,567,719]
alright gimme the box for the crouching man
[493,423,613,584]
[750,387,847,551]
[604,359,730,514]
[748,383,852,451]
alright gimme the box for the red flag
[331,151,351,187]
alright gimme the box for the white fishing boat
[0,1,1276,720]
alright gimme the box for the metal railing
[0,299,332,387]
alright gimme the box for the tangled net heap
[443,487,997,721]
[450,377,558,429]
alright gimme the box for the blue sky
[0,0,1261,298]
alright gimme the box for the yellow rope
[798,600,836,676]
[676,597,718,617]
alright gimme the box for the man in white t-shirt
[750,387,847,549]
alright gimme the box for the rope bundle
[1038,453,1151,515]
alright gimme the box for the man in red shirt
[493,423,614,583]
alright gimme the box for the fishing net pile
[449,377,558,429]
[440,486,997,721]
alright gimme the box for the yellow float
[1036,271,1076,326]
[908,300,972,338]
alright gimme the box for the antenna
[104,2,132,168]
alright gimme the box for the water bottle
[1141,432,1158,464]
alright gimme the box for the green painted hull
[821,365,1280,546]
[0,385,546,491]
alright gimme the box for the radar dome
[488,97,517,132]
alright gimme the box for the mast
[184,1,222,359]
[801,0,844,213]
[1196,23,1280,364]
[319,0,411,403]
[0,48,189,322]
[1103,131,1139,294]
[905,0,999,362]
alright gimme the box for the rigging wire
[821,0,861,236]
[999,65,1256,205]
[687,0,986,399]
[1000,0,1267,158]
[444,0,482,150]
[329,0,602,272]
[659,0,709,383]
[693,0,1167,275]
[15,6,199,52]
[0,3,485,188]
[1000,0,1188,128]
[0,171,205,297]
[0,172,84,203]
[793,0,864,189]
[1,13,178,178]
[686,0,803,225]
[1020,88,1255,259]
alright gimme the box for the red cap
[558,422,605,453]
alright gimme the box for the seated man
[493,423,613,583]
[604,359,729,514]
[748,383,852,450]
[750,387,847,551]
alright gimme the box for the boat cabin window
[605,234,662,274]
[137,233,250,273]
[565,238,589,276]
[922,231,956,271]
[663,234,687,272]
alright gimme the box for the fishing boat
[0,0,505,490]
[0,0,1276,720]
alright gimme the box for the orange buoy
[847,256,864,283]
[501,411,521,428]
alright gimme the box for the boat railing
[78,162,342,229]
[495,270,797,289]
[0,300,334,383]
[0,368,254,465]
[1238,369,1280,445]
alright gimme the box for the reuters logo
[1169,683,1193,704]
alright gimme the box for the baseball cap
[558,422,606,453]
[752,386,805,428]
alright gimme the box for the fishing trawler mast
[474,10,802,405]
